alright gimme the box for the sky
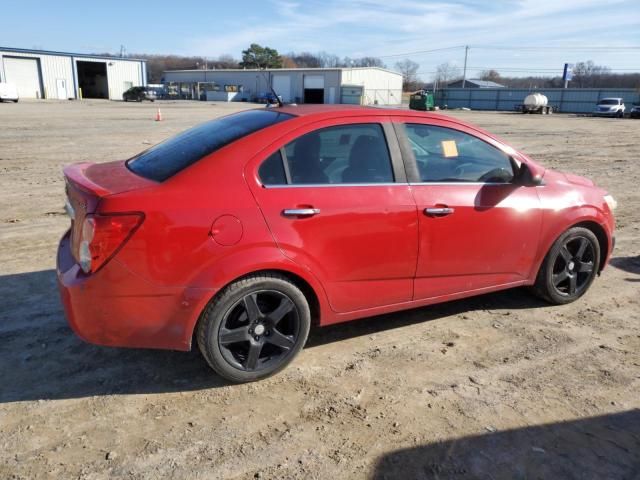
[4,0,639,79]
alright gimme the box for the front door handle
[424,207,455,217]
[282,208,320,217]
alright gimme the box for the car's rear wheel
[532,227,600,304]
[197,273,310,383]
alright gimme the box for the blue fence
[436,88,640,113]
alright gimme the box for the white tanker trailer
[518,93,553,114]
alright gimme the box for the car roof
[266,104,503,146]
[276,104,445,120]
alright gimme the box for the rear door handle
[424,207,455,217]
[282,208,320,217]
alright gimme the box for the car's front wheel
[197,273,311,383]
[532,227,600,304]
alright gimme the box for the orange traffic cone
[155,108,162,121]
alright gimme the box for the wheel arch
[571,220,609,273]
[189,268,323,351]
[531,205,613,282]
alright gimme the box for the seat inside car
[341,135,393,183]
[289,132,328,184]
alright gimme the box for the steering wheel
[454,162,474,178]
[478,167,512,183]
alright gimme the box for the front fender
[530,203,613,280]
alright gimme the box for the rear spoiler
[63,162,112,197]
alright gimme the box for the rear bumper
[56,230,215,351]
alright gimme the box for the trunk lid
[63,161,155,264]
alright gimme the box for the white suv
[593,98,625,118]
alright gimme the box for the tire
[197,273,311,383]
[617,111,623,118]
[532,227,600,305]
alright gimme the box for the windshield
[127,109,294,181]
[598,99,620,105]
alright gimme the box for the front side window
[259,123,394,186]
[405,123,514,183]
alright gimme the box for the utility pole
[462,45,469,88]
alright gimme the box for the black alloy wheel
[219,290,300,371]
[197,273,311,383]
[550,236,596,297]
[532,227,600,304]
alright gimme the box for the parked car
[0,82,19,102]
[57,106,616,383]
[593,98,625,117]
[629,103,640,119]
[122,86,157,102]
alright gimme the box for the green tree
[240,44,282,69]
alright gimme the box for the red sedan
[57,105,616,382]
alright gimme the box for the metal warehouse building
[0,47,147,100]
[162,67,403,105]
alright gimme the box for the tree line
[471,62,640,89]
[100,44,639,90]
[107,44,387,83]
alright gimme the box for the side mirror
[512,159,544,186]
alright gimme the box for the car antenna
[261,71,283,108]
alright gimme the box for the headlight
[604,194,617,211]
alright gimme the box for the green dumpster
[409,90,434,111]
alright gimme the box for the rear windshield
[127,109,294,181]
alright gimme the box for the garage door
[303,75,324,89]
[272,75,291,102]
[4,57,42,99]
[303,75,325,104]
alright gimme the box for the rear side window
[127,109,293,181]
[259,124,394,185]
[258,151,287,185]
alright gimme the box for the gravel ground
[0,100,639,479]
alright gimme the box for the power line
[467,66,640,72]
[474,45,640,51]
[378,45,465,59]
[376,44,640,59]
[416,67,640,75]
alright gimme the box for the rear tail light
[78,213,143,273]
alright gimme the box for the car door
[394,118,543,299]
[247,117,418,313]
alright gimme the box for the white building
[162,67,403,105]
[0,47,147,100]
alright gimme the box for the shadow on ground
[372,410,640,480]
[1,269,547,403]
[610,255,640,282]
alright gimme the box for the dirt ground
[0,100,639,480]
